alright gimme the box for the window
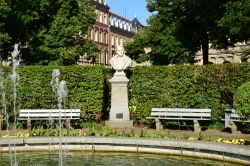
[110,17,114,26]
[104,51,108,65]
[120,36,123,46]
[95,30,98,42]
[90,29,93,40]
[128,24,131,31]
[124,23,127,30]
[104,33,107,44]
[99,12,102,23]
[111,35,114,45]
[104,14,107,24]
[120,21,123,29]
[116,36,118,46]
[100,31,102,43]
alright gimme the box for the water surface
[0,152,242,166]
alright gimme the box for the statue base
[106,120,134,129]
[106,74,133,129]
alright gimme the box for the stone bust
[110,45,132,75]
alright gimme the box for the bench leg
[64,119,71,128]
[155,118,163,131]
[230,121,242,134]
[27,119,32,133]
[0,115,2,136]
[193,120,201,133]
[0,115,2,130]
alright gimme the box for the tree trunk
[201,32,209,65]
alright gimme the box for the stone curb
[0,137,249,165]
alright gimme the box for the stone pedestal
[106,73,133,128]
[155,118,163,131]
[193,120,201,133]
[231,121,242,134]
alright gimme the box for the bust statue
[110,45,131,75]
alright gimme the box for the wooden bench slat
[151,108,211,113]
[18,117,80,120]
[151,112,210,117]
[19,113,80,115]
[147,117,210,120]
[148,108,211,121]
[229,114,240,118]
[20,109,80,113]
[18,109,81,120]
[19,113,80,117]
[147,108,211,132]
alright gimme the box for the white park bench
[224,109,250,134]
[147,108,211,132]
[19,109,80,129]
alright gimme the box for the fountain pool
[0,137,249,165]
[0,151,243,166]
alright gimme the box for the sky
[107,0,151,26]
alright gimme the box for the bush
[128,64,250,124]
[0,65,106,121]
[1,63,249,126]
[234,81,250,119]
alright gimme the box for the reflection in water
[0,152,242,166]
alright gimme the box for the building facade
[109,12,135,60]
[78,0,142,66]
[195,42,250,65]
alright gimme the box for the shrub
[0,65,106,121]
[128,64,250,124]
[234,81,250,119]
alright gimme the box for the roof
[132,17,144,28]
[109,11,130,22]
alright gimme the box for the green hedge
[0,65,106,120]
[128,64,250,123]
[1,64,249,125]
[234,81,250,119]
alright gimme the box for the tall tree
[32,0,98,65]
[0,0,11,57]
[1,0,98,65]
[131,0,250,65]
[125,20,193,65]
[217,0,250,58]
[146,0,232,64]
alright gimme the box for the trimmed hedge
[1,65,106,120]
[234,81,250,119]
[1,64,249,125]
[128,64,250,123]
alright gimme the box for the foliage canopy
[0,0,99,65]
[126,0,250,65]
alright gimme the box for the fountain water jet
[51,69,68,166]
[10,44,21,127]
[0,44,21,166]
[10,44,21,166]
[0,68,15,166]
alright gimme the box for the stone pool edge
[0,137,249,165]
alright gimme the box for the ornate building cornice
[90,0,110,12]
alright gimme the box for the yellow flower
[188,137,198,141]
[1,135,17,138]
[216,138,223,142]
[129,106,137,113]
